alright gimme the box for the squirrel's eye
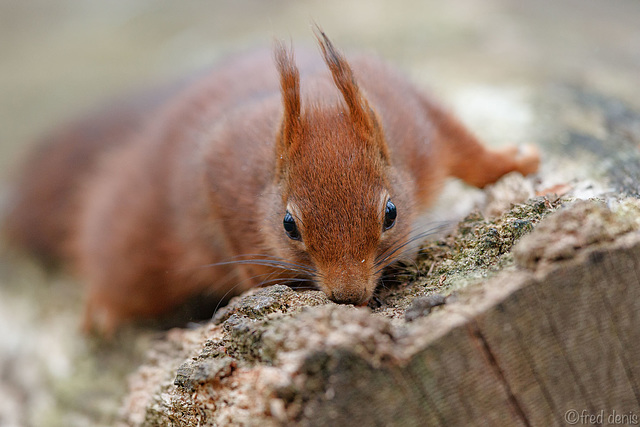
[283,211,301,240]
[383,200,397,231]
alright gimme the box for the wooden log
[120,199,640,426]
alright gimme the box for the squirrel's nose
[330,286,367,306]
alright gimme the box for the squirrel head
[272,30,405,305]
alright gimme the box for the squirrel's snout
[319,260,376,306]
[330,286,368,306]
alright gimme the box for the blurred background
[1,0,639,425]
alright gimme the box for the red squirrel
[3,30,539,333]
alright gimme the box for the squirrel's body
[4,33,539,332]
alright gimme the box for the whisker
[375,230,416,267]
[209,258,321,313]
[211,269,289,313]
[193,259,316,276]
[167,252,317,276]
[374,223,451,274]
[213,280,250,313]
[212,272,319,314]
[221,253,308,265]
[257,276,317,289]
[377,261,417,281]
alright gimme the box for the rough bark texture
[119,199,640,426]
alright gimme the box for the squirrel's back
[3,33,539,333]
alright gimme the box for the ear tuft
[313,26,389,161]
[313,26,373,138]
[274,40,302,168]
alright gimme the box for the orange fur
[3,30,539,333]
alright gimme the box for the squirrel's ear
[314,26,389,161]
[274,40,301,170]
